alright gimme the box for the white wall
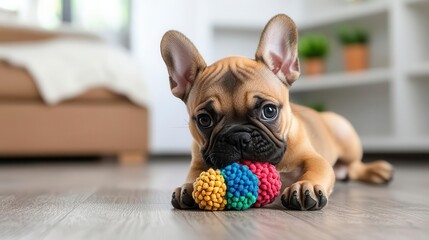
[130,0,211,154]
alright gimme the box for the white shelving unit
[205,0,429,153]
[403,0,429,6]
[297,0,389,31]
[362,137,429,152]
[291,68,391,93]
[408,61,429,78]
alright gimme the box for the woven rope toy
[192,168,227,210]
[222,163,259,210]
[241,160,282,207]
[192,161,281,211]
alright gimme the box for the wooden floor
[0,158,428,240]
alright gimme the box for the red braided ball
[240,160,281,207]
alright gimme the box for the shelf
[404,0,429,7]
[362,137,429,152]
[291,68,390,93]
[408,61,429,78]
[212,1,390,32]
[297,0,389,31]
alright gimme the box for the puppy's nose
[226,132,252,150]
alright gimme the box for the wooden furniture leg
[118,152,147,165]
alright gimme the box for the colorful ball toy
[241,160,282,207]
[192,161,281,211]
[222,163,259,210]
[192,168,227,211]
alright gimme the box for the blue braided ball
[221,163,259,210]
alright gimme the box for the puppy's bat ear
[161,30,206,101]
[255,14,300,86]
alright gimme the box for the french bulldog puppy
[160,14,393,210]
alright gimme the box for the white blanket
[0,38,148,107]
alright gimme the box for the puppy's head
[161,14,300,168]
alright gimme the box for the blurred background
[0,0,428,162]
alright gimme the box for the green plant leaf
[337,25,369,45]
[298,34,329,59]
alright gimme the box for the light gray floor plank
[0,159,428,240]
[0,165,112,240]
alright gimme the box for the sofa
[0,25,148,164]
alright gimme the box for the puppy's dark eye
[197,114,213,128]
[261,104,278,120]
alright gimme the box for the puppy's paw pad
[180,183,196,206]
[303,190,317,210]
[315,188,328,210]
[171,183,197,210]
[281,182,328,211]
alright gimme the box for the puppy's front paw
[171,183,197,209]
[281,181,328,211]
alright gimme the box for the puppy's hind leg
[321,112,394,184]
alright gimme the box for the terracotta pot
[343,44,368,72]
[303,58,325,76]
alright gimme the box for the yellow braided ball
[192,169,227,211]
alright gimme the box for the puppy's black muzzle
[203,124,286,169]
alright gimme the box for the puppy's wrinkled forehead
[187,56,287,114]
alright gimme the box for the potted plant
[337,26,369,72]
[298,34,329,76]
